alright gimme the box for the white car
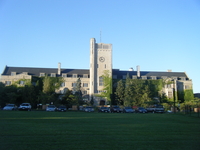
[46,105,56,111]
[18,103,32,111]
[3,104,18,110]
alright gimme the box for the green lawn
[0,111,200,150]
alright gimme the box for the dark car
[57,105,67,112]
[110,106,123,113]
[136,107,147,113]
[123,107,135,113]
[84,106,94,112]
[98,107,110,113]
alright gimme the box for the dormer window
[11,72,16,76]
[83,74,88,78]
[132,76,137,79]
[161,76,167,80]
[40,73,45,77]
[72,74,77,78]
[151,76,157,80]
[62,74,67,77]
[172,76,177,80]
[180,77,186,81]
[142,76,147,80]
[23,72,28,75]
[51,73,56,77]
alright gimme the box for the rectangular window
[83,91,87,94]
[123,75,126,79]
[72,83,77,87]
[99,77,103,86]
[142,76,147,80]
[113,75,117,79]
[132,76,137,79]
[61,82,65,87]
[62,74,67,77]
[72,74,77,78]
[20,81,25,85]
[161,76,167,79]
[83,74,88,78]
[151,76,157,80]
[40,73,45,77]
[180,77,186,81]
[83,83,88,87]
[5,81,11,85]
[51,73,56,77]
[185,85,190,89]
[168,91,173,98]
[11,72,16,76]
[167,84,171,88]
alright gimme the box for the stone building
[0,38,193,105]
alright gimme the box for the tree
[124,73,132,106]
[61,90,76,108]
[73,78,83,105]
[115,80,125,105]
[97,70,112,104]
[42,76,64,104]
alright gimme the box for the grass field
[0,111,200,150]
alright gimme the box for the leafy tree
[115,80,125,105]
[97,70,112,104]
[43,76,64,94]
[73,78,83,105]
[61,90,76,108]
[184,89,194,102]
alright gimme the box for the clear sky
[0,0,200,93]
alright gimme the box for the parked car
[18,103,31,111]
[123,107,135,113]
[84,106,94,112]
[110,106,123,113]
[46,105,56,111]
[57,105,67,112]
[98,107,110,113]
[3,104,18,111]
[146,105,165,113]
[136,107,147,113]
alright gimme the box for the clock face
[99,57,105,62]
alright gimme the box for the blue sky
[0,0,200,93]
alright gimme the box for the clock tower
[90,38,112,105]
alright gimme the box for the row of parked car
[98,106,148,113]
[2,104,163,113]
[2,103,67,112]
[2,103,31,111]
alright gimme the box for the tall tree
[124,73,132,106]
[74,78,83,105]
[115,80,125,105]
[97,70,112,104]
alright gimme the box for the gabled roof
[2,66,189,80]
[112,69,189,79]
[1,66,89,77]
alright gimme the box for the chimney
[58,62,61,75]
[129,67,133,71]
[167,69,172,72]
[137,65,140,77]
